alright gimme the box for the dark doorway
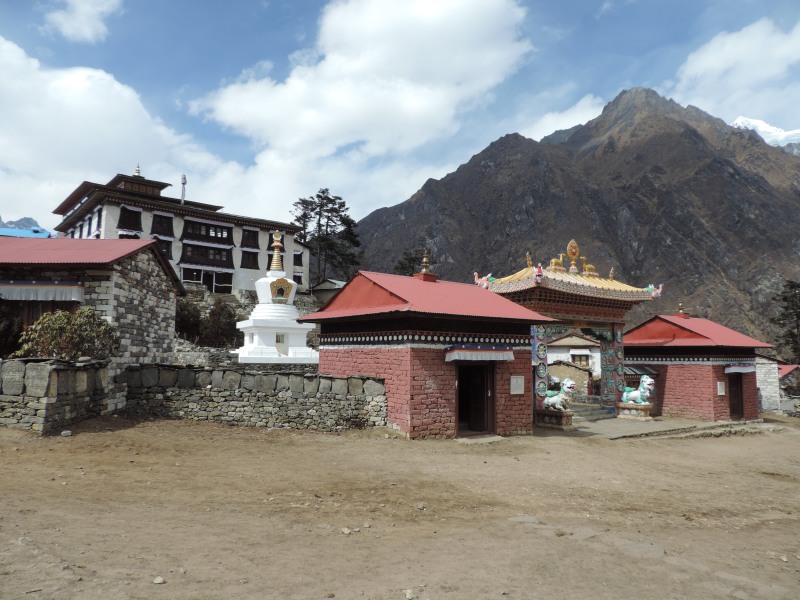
[728,373,744,420]
[457,364,495,435]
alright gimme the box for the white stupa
[236,231,319,363]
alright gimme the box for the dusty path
[2,416,799,599]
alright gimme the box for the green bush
[11,307,120,361]
[176,297,202,341]
[199,298,241,348]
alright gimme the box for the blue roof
[0,227,52,238]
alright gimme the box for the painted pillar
[532,324,570,411]
[599,324,625,409]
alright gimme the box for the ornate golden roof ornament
[567,239,580,273]
[609,267,615,280]
[420,249,430,274]
[269,231,284,271]
[526,251,532,268]
[580,256,599,277]
[547,253,566,272]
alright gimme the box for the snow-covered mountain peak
[731,116,800,146]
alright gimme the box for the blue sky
[1,0,799,230]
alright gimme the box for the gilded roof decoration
[488,239,658,302]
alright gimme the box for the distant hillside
[0,216,42,229]
[357,88,800,351]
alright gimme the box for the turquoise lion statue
[621,375,655,404]
[543,378,576,411]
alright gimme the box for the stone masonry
[123,365,386,432]
[0,359,110,434]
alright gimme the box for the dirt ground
[2,416,800,600]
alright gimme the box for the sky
[1,0,799,231]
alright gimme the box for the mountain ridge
[356,88,800,351]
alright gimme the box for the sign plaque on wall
[510,375,525,395]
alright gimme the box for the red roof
[779,365,800,378]
[624,314,771,348]
[0,238,184,293]
[300,271,554,323]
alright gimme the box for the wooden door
[728,373,744,420]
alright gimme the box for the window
[117,206,143,232]
[240,251,260,269]
[95,208,102,232]
[293,272,303,285]
[78,224,84,238]
[156,239,173,259]
[241,229,260,249]
[571,354,590,368]
[87,215,93,234]
[293,251,304,267]
[151,214,175,237]
[182,220,233,243]
[179,244,233,268]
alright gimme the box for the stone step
[570,403,616,422]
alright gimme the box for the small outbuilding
[624,311,771,420]
[0,238,184,366]
[299,266,554,438]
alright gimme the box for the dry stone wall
[123,365,386,431]
[0,359,111,434]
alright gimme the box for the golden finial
[609,267,615,280]
[580,257,598,277]
[269,231,284,271]
[420,249,430,274]
[548,253,566,272]
[567,239,579,273]
[526,251,532,268]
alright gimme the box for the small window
[96,208,102,232]
[117,206,143,232]
[87,215,93,234]
[240,251,260,269]
[293,251,304,267]
[157,239,173,259]
[276,333,286,344]
[241,229,259,249]
[151,214,174,237]
[293,272,303,285]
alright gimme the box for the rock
[60,430,72,437]
[405,589,417,599]
[153,576,166,584]
[341,527,351,535]
[417,502,426,511]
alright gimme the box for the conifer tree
[292,189,362,286]
[771,279,800,362]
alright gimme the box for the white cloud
[669,17,800,128]
[190,0,532,158]
[519,94,605,141]
[42,0,123,44]
[0,36,222,229]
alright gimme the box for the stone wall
[755,356,781,411]
[122,365,386,432]
[0,359,110,434]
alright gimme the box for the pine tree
[393,247,436,276]
[292,189,362,286]
[770,279,800,362]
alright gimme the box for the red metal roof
[0,238,184,294]
[624,313,771,348]
[779,365,799,378]
[0,238,159,265]
[300,271,554,323]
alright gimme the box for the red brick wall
[320,347,533,438]
[647,364,759,421]
[320,347,412,433]
[495,352,533,435]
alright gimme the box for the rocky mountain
[357,88,800,350]
[0,216,43,229]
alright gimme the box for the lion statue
[543,378,576,411]
[621,375,655,404]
